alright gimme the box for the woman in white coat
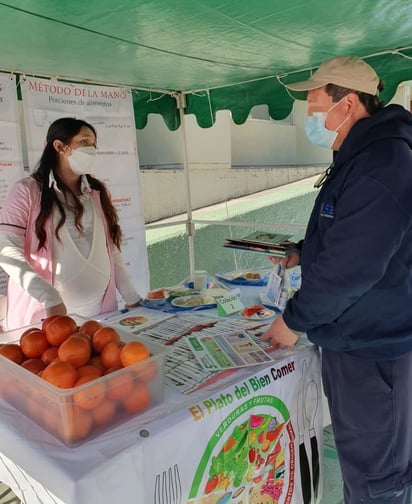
[0,117,141,330]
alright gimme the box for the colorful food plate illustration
[188,397,294,504]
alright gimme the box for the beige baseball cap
[285,56,379,99]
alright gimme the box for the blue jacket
[283,104,412,358]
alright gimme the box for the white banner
[0,73,25,296]
[20,77,149,297]
[0,345,323,504]
[141,347,323,504]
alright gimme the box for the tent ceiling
[1,0,411,129]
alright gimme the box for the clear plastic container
[0,315,166,447]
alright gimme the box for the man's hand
[260,314,299,348]
[267,251,300,269]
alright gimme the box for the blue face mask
[304,98,349,149]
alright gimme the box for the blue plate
[216,269,269,286]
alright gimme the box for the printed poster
[99,305,175,334]
[0,73,25,296]
[140,345,323,504]
[20,76,149,297]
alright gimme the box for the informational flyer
[186,330,274,370]
[0,73,25,295]
[99,306,175,334]
[20,77,149,296]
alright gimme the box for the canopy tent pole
[173,92,195,278]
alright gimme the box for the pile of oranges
[0,315,156,444]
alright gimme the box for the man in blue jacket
[262,56,412,503]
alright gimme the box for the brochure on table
[186,330,274,370]
[262,265,302,311]
[99,306,174,334]
[137,313,278,395]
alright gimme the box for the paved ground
[320,424,344,504]
[0,482,19,504]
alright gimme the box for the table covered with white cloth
[0,285,323,504]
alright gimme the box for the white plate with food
[200,287,229,299]
[170,294,216,309]
[241,304,277,320]
[168,287,198,298]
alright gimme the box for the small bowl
[144,297,168,306]
[145,288,169,305]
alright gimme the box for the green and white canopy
[1,0,411,129]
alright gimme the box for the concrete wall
[137,84,410,223]
[137,102,331,223]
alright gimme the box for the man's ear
[344,92,361,113]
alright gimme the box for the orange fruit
[71,331,92,347]
[104,365,123,374]
[101,341,125,369]
[77,365,103,380]
[41,346,59,365]
[62,405,93,443]
[20,327,40,338]
[75,331,92,344]
[106,371,134,401]
[122,381,151,413]
[91,399,117,426]
[0,343,24,364]
[42,361,78,388]
[89,355,106,371]
[42,401,60,434]
[92,326,120,353]
[21,358,47,375]
[20,329,50,359]
[120,341,150,367]
[26,393,45,422]
[45,315,77,346]
[79,319,103,338]
[58,335,91,368]
[73,375,106,410]
[41,315,60,332]
[137,360,158,383]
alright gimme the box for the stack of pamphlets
[223,231,297,257]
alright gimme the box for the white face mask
[67,146,97,175]
[304,98,350,149]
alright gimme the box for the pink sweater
[0,177,118,329]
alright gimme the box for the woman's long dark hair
[31,117,122,250]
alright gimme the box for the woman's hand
[125,300,141,309]
[267,251,300,269]
[260,315,299,349]
[45,303,67,317]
